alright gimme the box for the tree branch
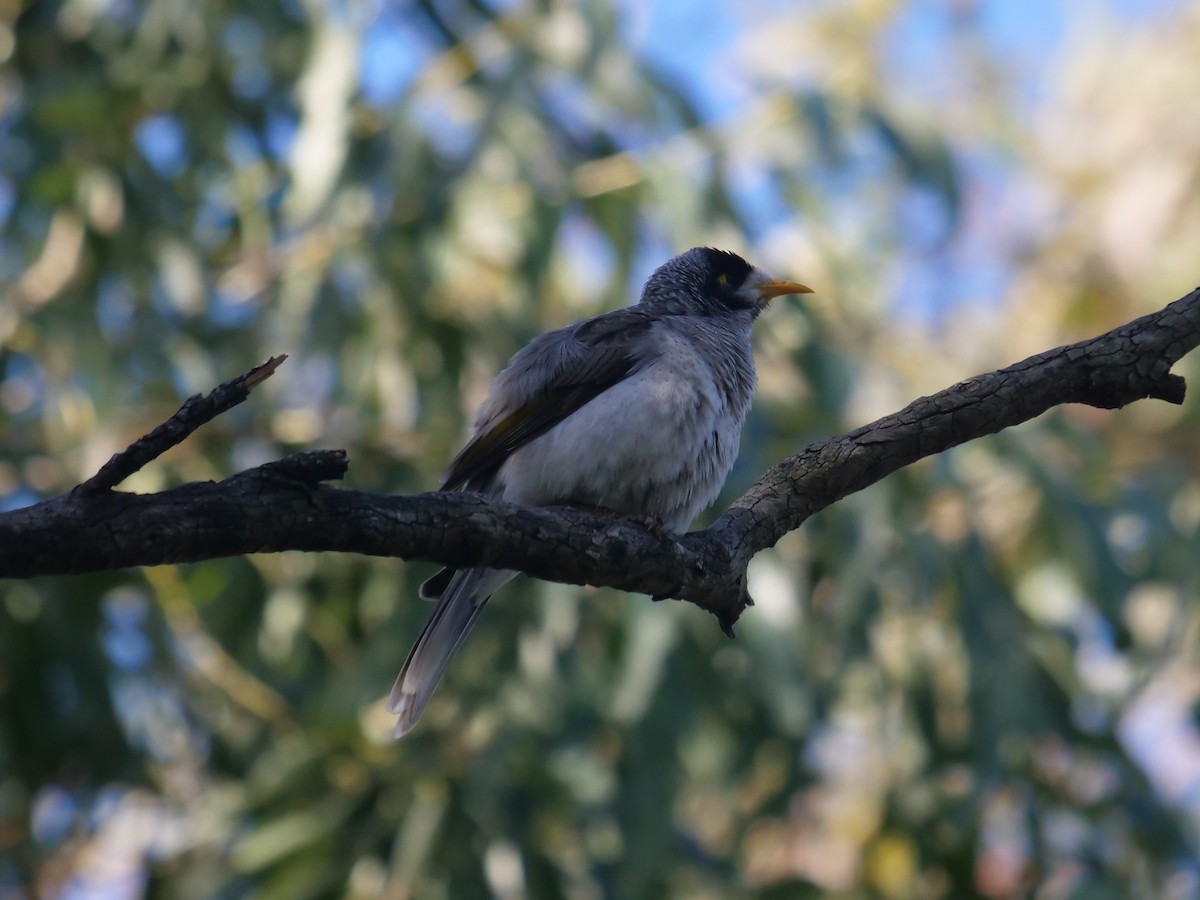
[3,288,1198,635]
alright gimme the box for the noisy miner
[388,246,812,737]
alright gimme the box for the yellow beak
[757,279,814,300]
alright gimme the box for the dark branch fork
[2,288,1198,635]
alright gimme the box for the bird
[387,247,812,737]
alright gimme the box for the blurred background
[3,0,1200,896]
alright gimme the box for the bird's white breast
[498,330,748,531]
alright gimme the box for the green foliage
[4,1,1200,897]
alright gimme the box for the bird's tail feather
[388,568,513,737]
[418,566,455,601]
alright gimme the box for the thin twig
[75,355,287,495]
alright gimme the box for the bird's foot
[561,503,667,537]
[562,501,619,518]
[629,513,667,538]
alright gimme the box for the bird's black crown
[700,248,756,310]
[640,247,759,316]
[701,248,753,291]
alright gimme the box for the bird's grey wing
[419,309,657,604]
[440,307,658,491]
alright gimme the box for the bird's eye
[716,273,729,287]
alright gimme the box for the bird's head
[639,247,813,319]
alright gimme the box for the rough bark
[2,287,1197,634]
